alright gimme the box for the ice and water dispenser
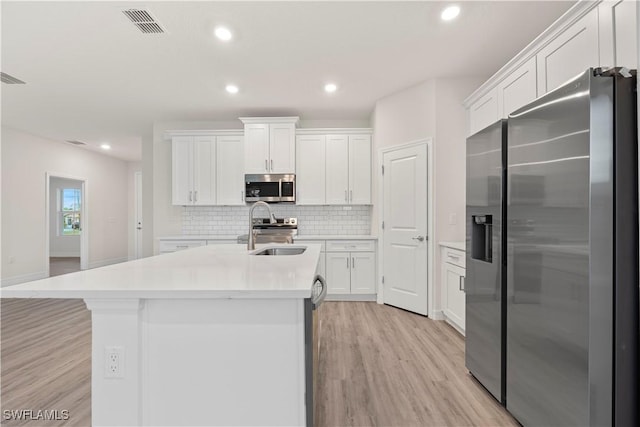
[472,215,493,263]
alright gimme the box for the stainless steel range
[237,217,298,244]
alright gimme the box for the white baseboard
[88,257,128,270]
[325,294,377,302]
[50,251,81,258]
[430,309,445,321]
[1,271,48,287]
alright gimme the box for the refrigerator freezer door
[506,69,608,426]
[465,119,506,403]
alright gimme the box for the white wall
[372,76,483,317]
[49,177,82,257]
[1,127,130,285]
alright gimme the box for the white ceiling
[1,1,576,162]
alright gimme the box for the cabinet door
[468,89,499,136]
[325,135,349,205]
[444,263,466,332]
[269,123,296,173]
[599,0,638,69]
[536,9,599,96]
[325,252,351,294]
[350,252,376,294]
[497,56,537,118]
[216,135,245,205]
[348,135,372,205]
[244,124,270,174]
[192,136,216,205]
[172,136,193,205]
[296,135,326,205]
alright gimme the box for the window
[60,188,81,235]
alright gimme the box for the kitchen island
[1,243,323,427]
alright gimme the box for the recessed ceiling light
[324,83,338,93]
[441,5,460,21]
[100,143,111,150]
[225,84,239,94]
[214,26,233,41]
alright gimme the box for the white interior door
[134,171,143,259]
[382,143,428,315]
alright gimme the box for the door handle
[459,276,465,292]
[412,236,425,242]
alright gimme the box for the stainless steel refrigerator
[466,68,638,426]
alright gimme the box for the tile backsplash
[182,205,372,236]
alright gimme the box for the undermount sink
[251,246,307,256]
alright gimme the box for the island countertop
[0,243,322,300]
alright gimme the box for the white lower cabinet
[325,240,376,298]
[159,240,206,254]
[441,245,466,334]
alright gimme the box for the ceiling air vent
[122,9,165,34]
[65,140,87,146]
[1,72,26,84]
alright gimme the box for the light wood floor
[1,300,518,426]
[49,258,81,277]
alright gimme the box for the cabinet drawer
[294,239,326,252]
[443,247,465,268]
[206,240,237,245]
[326,240,375,252]
[159,240,206,253]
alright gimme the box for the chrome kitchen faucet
[247,201,276,250]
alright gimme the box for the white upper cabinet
[243,124,270,174]
[468,89,499,136]
[497,56,538,118]
[172,136,193,206]
[325,135,350,204]
[216,135,245,206]
[240,117,298,174]
[348,134,372,205]
[172,136,216,206]
[598,0,638,69]
[536,8,599,96]
[171,133,243,206]
[296,134,326,205]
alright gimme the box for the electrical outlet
[104,346,124,378]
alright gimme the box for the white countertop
[158,234,378,241]
[1,244,322,300]
[439,241,465,251]
[293,235,377,241]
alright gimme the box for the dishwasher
[304,274,327,427]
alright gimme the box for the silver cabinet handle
[350,190,353,203]
[412,236,425,242]
[346,257,349,269]
[176,245,189,249]
[194,190,198,202]
[352,257,355,268]
[271,159,273,171]
[189,191,193,202]
[459,276,465,292]
[265,159,268,171]
[344,190,348,202]
[241,190,244,202]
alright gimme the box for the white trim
[45,173,89,276]
[377,138,435,317]
[295,128,373,136]
[238,116,299,125]
[88,257,128,270]
[463,0,600,107]
[1,271,48,287]
[163,129,243,140]
[430,310,445,321]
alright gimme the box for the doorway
[379,140,434,316]
[46,174,88,276]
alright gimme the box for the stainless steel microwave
[245,174,295,203]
